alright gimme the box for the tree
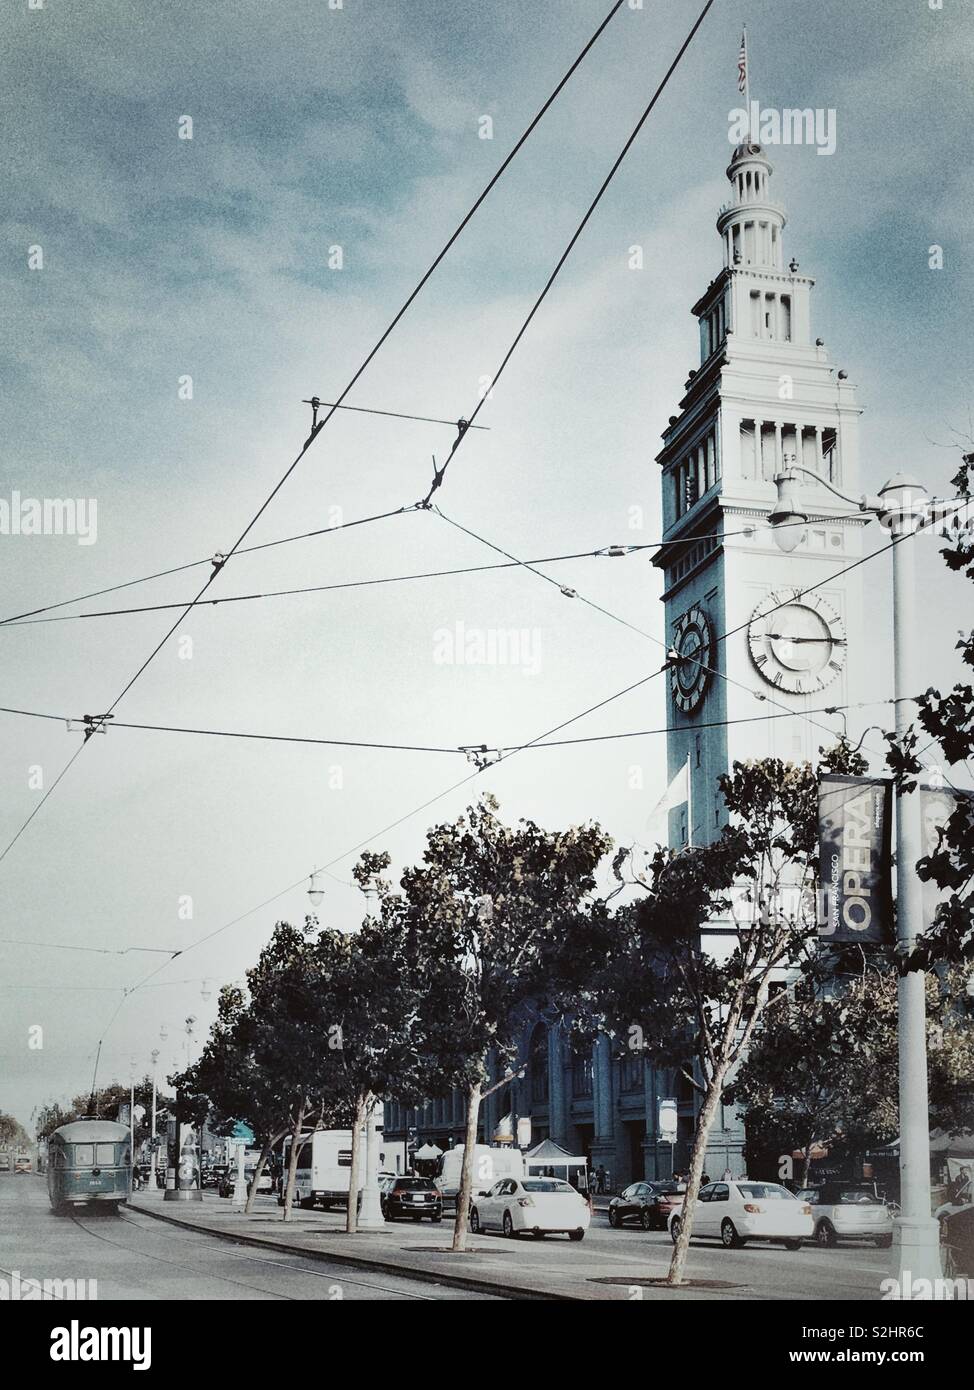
[891,449,974,971]
[0,1112,30,1149]
[395,795,612,1252]
[727,963,974,1183]
[176,984,292,1215]
[588,745,866,1285]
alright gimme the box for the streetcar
[46,1120,131,1212]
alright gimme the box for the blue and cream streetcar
[47,1120,131,1211]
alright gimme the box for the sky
[1,0,972,1129]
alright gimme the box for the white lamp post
[357,1098,385,1231]
[149,1048,160,1191]
[769,459,969,1291]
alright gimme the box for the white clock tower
[654,139,867,849]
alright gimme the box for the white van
[288,1127,370,1210]
[437,1146,525,1211]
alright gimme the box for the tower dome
[717,141,787,271]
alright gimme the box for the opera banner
[818,773,893,944]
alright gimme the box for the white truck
[289,1127,372,1211]
[436,1145,525,1212]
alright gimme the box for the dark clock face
[671,606,713,714]
[747,589,847,693]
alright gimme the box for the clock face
[747,589,847,694]
[671,605,713,714]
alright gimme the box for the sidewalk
[129,1190,686,1301]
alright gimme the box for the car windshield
[522,1180,574,1194]
[737,1183,795,1201]
[395,1178,433,1190]
[651,1182,682,1195]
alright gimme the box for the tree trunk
[801,1146,813,1188]
[451,1081,482,1253]
[667,1067,726,1286]
[281,1101,306,1223]
[244,1140,273,1216]
[345,1091,368,1235]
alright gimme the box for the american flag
[738,30,748,94]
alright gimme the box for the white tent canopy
[412,1143,443,1161]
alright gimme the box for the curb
[130,1201,576,1301]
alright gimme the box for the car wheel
[569,1229,585,1242]
[608,1207,620,1229]
[503,1211,515,1239]
[783,1239,802,1251]
[670,1216,681,1245]
[299,1196,314,1210]
[816,1220,837,1249]
[470,1208,480,1233]
[721,1219,742,1249]
[430,1214,442,1224]
[875,1236,892,1249]
[640,1209,653,1231]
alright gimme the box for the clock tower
[654,140,866,849]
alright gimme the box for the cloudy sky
[1,0,972,1127]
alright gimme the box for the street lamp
[769,458,968,1290]
[150,1049,160,1191]
[307,870,324,908]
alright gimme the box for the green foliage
[728,965,974,1156]
[0,1112,30,1148]
[889,460,974,969]
[393,795,613,1089]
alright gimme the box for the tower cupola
[717,142,786,271]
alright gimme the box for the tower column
[773,421,783,479]
[815,426,825,476]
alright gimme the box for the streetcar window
[96,1144,116,1165]
[73,1145,95,1166]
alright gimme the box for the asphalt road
[0,1176,499,1301]
[577,1205,892,1300]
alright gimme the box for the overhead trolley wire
[0,507,410,628]
[0,1,629,872]
[0,513,844,630]
[416,0,719,506]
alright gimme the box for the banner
[818,774,893,944]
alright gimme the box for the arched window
[530,1026,549,1103]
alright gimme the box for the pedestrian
[596,1164,607,1195]
[701,1172,711,1186]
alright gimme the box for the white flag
[646,760,689,835]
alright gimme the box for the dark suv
[608,1181,685,1231]
[381,1176,442,1223]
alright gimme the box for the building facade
[385,138,866,1191]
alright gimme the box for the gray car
[795,1183,893,1248]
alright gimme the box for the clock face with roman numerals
[747,589,846,694]
[671,605,713,714]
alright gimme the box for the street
[1,1175,894,1302]
[0,1177,499,1302]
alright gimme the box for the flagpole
[686,750,693,848]
[743,25,751,142]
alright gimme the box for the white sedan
[470,1177,591,1241]
[669,1180,813,1250]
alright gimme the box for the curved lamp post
[769,457,969,1292]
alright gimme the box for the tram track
[117,1207,447,1299]
[66,1210,300,1301]
[67,1206,447,1300]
